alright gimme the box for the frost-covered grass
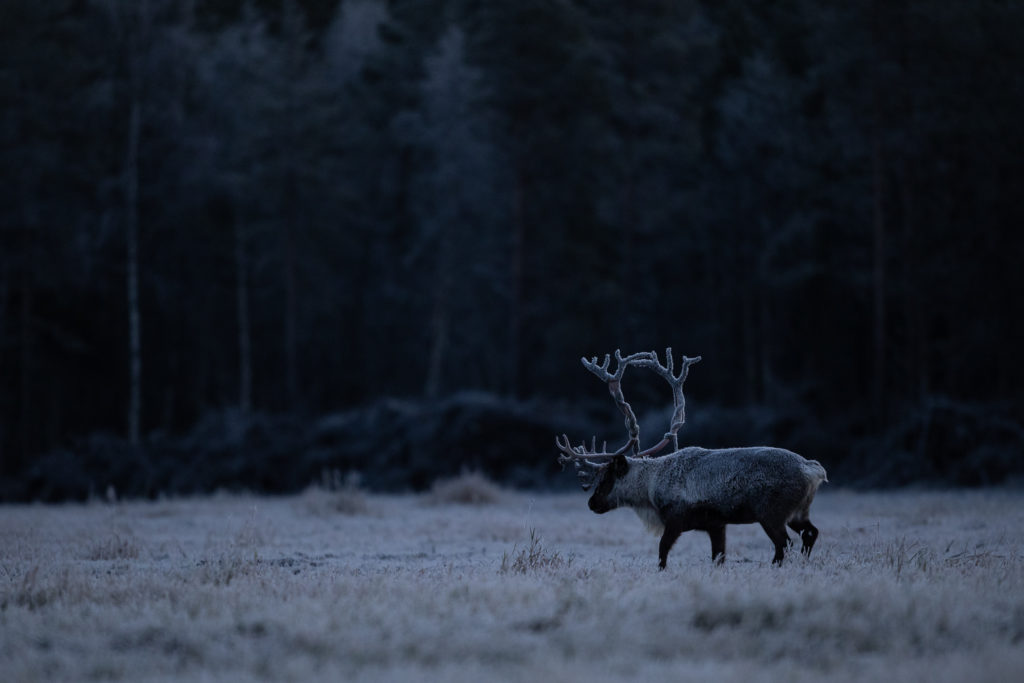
[2,487,1024,681]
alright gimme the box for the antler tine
[554,433,575,464]
[555,430,635,466]
[555,435,608,491]
[555,434,609,469]
[581,353,614,381]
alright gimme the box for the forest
[3,0,1023,500]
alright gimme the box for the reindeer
[557,349,828,569]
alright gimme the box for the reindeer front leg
[658,521,686,570]
[707,526,726,564]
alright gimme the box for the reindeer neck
[615,457,661,508]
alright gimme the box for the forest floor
[2,483,1024,682]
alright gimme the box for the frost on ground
[2,487,1024,682]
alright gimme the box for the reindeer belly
[669,502,759,529]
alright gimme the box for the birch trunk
[235,217,252,413]
[126,97,142,446]
[507,168,525,398]
[870,0,888,419]
[424,219,453,399]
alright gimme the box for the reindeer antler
[556,349,702,482]
[626,348,701,455]
[580,349,653,456]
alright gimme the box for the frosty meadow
[1,487,1023,681]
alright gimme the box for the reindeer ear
[613,453,629,477]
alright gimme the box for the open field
[2,485,1024,682]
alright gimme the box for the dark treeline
[3,0,1023,499]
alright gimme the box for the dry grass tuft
[299,469,369,515]
[500,528,572,574]
[195,554,260,586]
[425,470,503,505]
[85,534,141,561]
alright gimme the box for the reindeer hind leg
[760,521,790,565]
[788,519,819,556]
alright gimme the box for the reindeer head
[587,453,629,514]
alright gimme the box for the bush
[851,396,1024,487]
[8,393,598,502]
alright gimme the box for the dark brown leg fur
[787,519,819,556]
[707,526,726,565]
[658,523,685,570]
[760,522,790,565]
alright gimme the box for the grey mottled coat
[588,447,828,568]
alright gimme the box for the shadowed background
[3,0,1023,500]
